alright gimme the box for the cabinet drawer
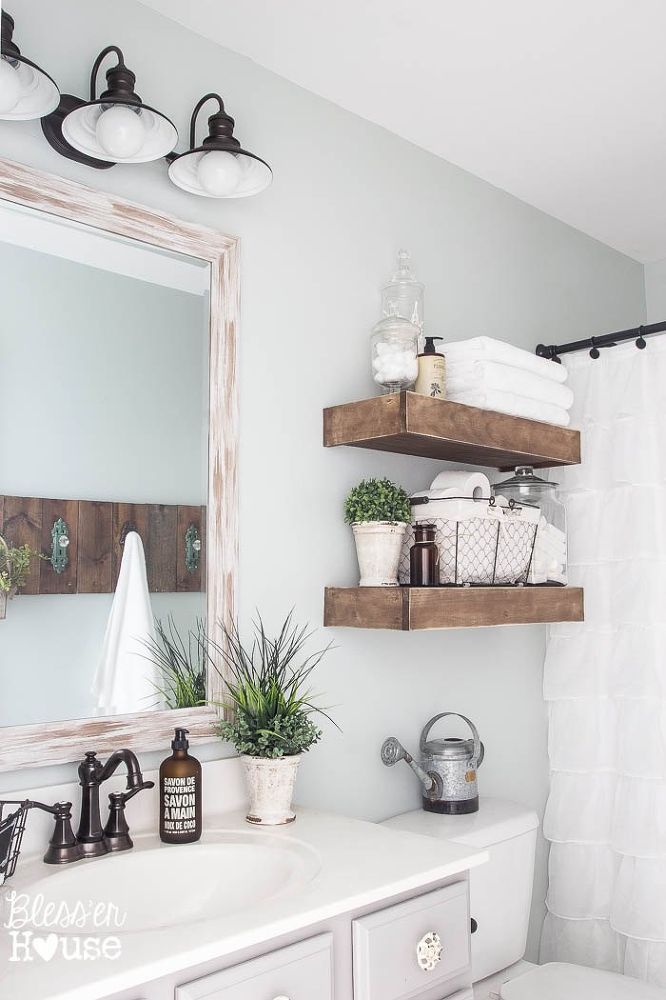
[353,882,470,1000]
[176,933,333,1000]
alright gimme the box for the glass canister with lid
[370,315,420,392]
[492,466,568,585]
[381,249,424,331]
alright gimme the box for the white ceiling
[139,0,666,263]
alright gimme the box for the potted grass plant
[345,477,411,586]
[211,612,335,826]
[0,537,41,620]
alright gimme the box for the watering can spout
[381,737,441,799]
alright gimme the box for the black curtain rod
[535,320,666,362]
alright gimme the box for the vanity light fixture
[43,45,177,166]
[0,11,60,121]
[168,93,272,198]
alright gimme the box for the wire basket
[398,496,539,586]
[0,800,30,886]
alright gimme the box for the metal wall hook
[185,523,201,574]
[589,337,600,359]
[636,325,647,349]
[50,517,70,574]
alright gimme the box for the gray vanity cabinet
[108,877,473,1000]
[175,935,334,999]
[353,883,472,1000]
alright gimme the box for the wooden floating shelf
[323,392,580,469]
[324,586,584,631]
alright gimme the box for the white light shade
[62,101,177,164]
[169,148,272,199]
[0,54,59,121]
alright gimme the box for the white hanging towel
[92,531,161,716]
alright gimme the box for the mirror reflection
[0,202,210,727]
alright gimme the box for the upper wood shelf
[323,392,580,470]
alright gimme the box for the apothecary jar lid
[493,465,558,493]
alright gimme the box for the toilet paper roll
[429,470,491,499]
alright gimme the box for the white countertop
[0,807,487,1000]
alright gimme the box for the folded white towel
[92,531,161,716]
[447,388,571,426]
[443,336,567,383]
[445,360,574,410]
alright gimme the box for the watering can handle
[419,712,484,768]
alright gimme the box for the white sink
[9,829,321,934]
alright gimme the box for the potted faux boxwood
[214,612,335,826]
[345,477,411,586]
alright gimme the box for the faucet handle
[103,781,154,853]
[32,801,84,866]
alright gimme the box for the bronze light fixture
[0,11,59,121]
[168,93,272,198]
[42,45,177,168]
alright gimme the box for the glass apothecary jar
[492,466,568,585]
[381,249,424,331]
[371,316,419,393]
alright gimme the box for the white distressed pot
[241,754,302,826]
[352,522,407,586]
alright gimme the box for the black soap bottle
[159,728,202,844]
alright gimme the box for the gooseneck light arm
[89,45,125,101]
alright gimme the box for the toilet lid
[500,963,666,1000]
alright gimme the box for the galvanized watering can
[381,712,484,814]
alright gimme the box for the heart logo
[32,934,59,962]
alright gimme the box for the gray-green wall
[0,0,646,955]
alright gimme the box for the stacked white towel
[442,337,573,427]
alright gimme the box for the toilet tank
[382,797,538,983]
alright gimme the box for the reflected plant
[0,536,42,594]
[144,616,207,710]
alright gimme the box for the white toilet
[383,798,666,999]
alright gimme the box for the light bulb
[0,57,22,115]
[95,104,146,159]
[197,150,242,196]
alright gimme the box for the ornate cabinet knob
[416,930,443,971]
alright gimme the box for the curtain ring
[589,337,600,359]
[636,326,647,350]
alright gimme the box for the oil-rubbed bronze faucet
[75,749,154,859]
[0,750,154,879]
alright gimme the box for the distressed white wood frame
[0,158,239,771]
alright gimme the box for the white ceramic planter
[352,522,408,586]
[241,754,302,826]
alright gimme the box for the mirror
[0,159,239,767]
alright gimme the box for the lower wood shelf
[324,585,584,630]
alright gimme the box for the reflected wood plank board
[77,501,113,593]
[1,496,209,595]
[0,157,239,771]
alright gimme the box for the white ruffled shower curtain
[540,336,666,986]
